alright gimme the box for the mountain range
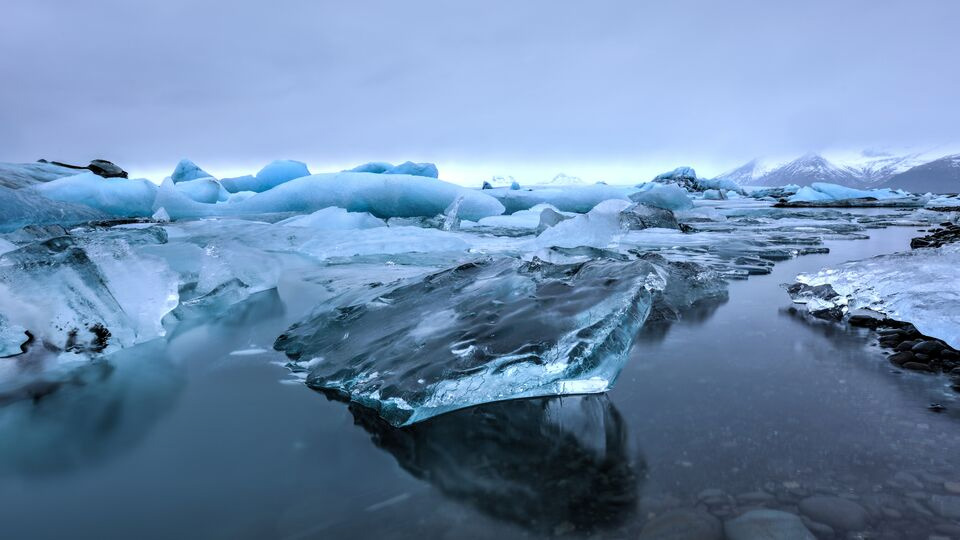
[714,149,960,193]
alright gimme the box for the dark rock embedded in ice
[347,394,640,533]
[276,255,722,426]
[620,203,682,230]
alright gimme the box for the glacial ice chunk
[0,229,179,354]
[654,166,697,182]
[154,172,505,221]
[485,185,636,214]
[275,256,674,426]
[344,161,439,178]
[277,207,386,229]
[0,185,107,233]
[171,159,213,183]
[298,226,470,260]
[384,161,439,178]
[791,243,960,349]
[628,183,694,211]
[31,173,158,217]
[787,182,913,204]
[537,201,681,249]
[252,160,311,191]
[469,204,566,232]
[219,175,257,193]
[345,162,393,174]
[537,199,634,249]
[174,177,227,204]
[0,161,84,189]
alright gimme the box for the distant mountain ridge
[878,154,960,193]
[714,149,959,192]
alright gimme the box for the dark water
[2,225,958,539]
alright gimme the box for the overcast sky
[2,0,958,184]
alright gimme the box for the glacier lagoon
[1,164,960,539]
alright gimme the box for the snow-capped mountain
[880,154,960,193]
[715,148,957,188]
[539,173,587,186]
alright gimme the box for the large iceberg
[628,183,694,211]
[790,243,960,349]
[0,162,83,189]
[0,228,179,357]
[174,177,228,204]
[345,161,439,178]
[275,254,720,426]
[783,182,921,206]
[485,184,635,214]
[154,172,505,221]
[0,185,107,233]
[31,173,158,217]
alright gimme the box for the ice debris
[790,243,960,349]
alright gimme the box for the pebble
[798,496,869,531]
[888,351,915,365]
[637,509,722,540]
[903,362,934,372]
[724,509,815,540]
[737,491,776,505]
[929,495,960,519]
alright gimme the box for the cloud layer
[2,0,958,182]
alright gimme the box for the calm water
[2,224,958,539]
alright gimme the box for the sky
[2,0,958,185]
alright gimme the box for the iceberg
[174,177,227,204]
[0,185,107,233]
[219,175,257,193]
[345,161,439,178]
[654,166,697,182]
[791,243,960,349]
[345,162,394,174]
[628,183,694,211]
[384,161,439,178]
[251,159,311,191]
[299,226,470,260]
[275,254,718,426]
[536,199,632,249]
[31,173,158,217]
[277,207,386,229]
[0,161,84,189]
[154,172,505,221]
[468,203,567,233]
[171,159,213,183]
[0,228,179,355]
[485,184,635,214]
[783,182,921,206]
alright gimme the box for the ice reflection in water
[347,394,643,534]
